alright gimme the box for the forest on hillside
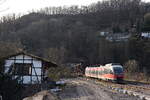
[0,0,150,74]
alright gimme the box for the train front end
[112,65,124,83]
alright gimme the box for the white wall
[142,33,150,38]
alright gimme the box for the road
[58,78,140,100]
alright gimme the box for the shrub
[124,59,139,73]
[48,66,73,81]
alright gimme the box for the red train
[85,63,124,82]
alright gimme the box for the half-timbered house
[2,52,57,84]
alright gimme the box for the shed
[1,52,57,84]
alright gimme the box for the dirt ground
[23,90,59,100]
[58,78,140,100]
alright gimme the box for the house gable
[3,52,57,84]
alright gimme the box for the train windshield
[113,67,123,74]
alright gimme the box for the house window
[12,63,31,75]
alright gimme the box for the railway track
[81,77,150,97]
[103,80,150,94]
[106,81,150,93]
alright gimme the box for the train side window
[106,69,109,74]
[87,70,89,74]
[100,70,102,75]
[89,70,91,74]
[106,69,108,74]
[101,69,104,75]
[107,69,110,74]
[104,69,106,74]
[94,70,96,75]
[105,69,109,74]
[98,70,101,75]
[96,70,98,75]
[98,70,100,75]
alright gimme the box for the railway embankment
[58,78,140,100]
[82,77,150,100]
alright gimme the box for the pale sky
[0,0,150,17]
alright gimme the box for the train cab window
[113,67,123,74]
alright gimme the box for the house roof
[1,51,57,67]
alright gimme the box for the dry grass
[124,72,150,83]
